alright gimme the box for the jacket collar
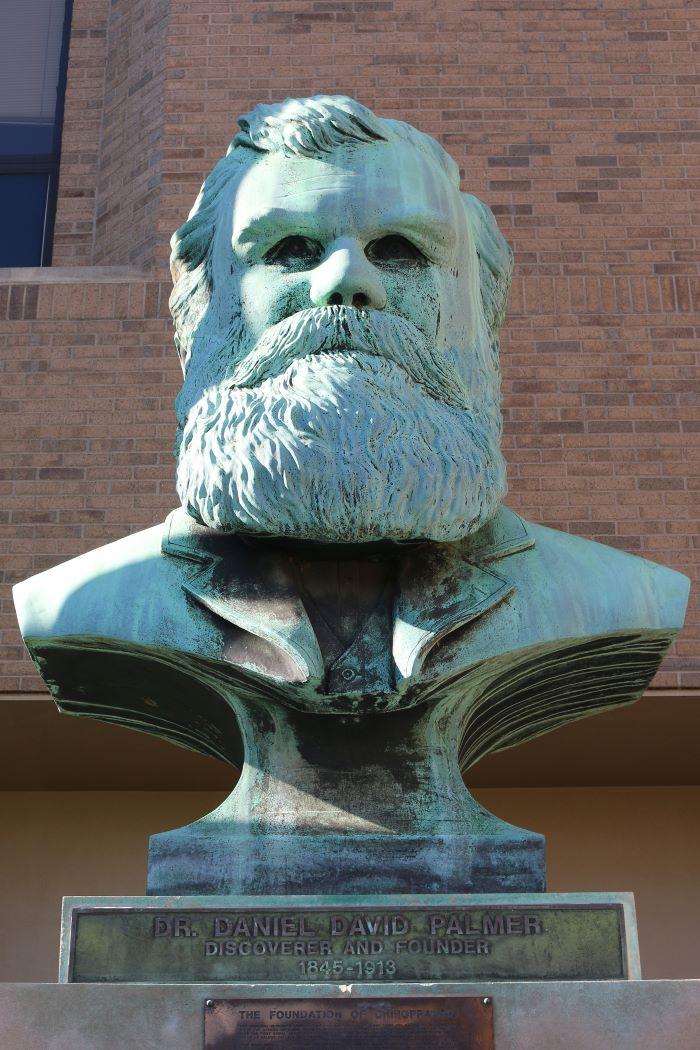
[394,509,532,682]
[162,506,534,685]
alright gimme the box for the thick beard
[176,346,507,544]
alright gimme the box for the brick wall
[1,0,698,691]
[51,0,110,265]
[52,0,169,267]
[0,275,176,691]
[92,0,169,266]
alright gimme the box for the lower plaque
[204,997,494,1049]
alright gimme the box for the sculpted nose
[309,239,387,311]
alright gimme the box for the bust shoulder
[13,521,212,652]
[515,519,689,635]
[416,516,690,770]
[432,513,690,678]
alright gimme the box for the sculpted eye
[265,235,322,267]
[365,234,427,266]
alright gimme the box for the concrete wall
[1,786,698,983]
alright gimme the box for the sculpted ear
[462,193,514,334]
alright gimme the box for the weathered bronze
[13,96,689,897]
[203,996,494,1050]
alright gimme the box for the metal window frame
[0,0,74,265]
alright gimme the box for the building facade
[1,0,698,981]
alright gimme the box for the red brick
[0,0,697,689]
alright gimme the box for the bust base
[147,828,546,896]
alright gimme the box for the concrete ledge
[0,980,698,1049]
[0,266,150,284]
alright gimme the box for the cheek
[238,268,310,338]
[384,270,437,335]
[438,271,478,345]
[385,269,462,339]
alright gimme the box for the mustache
[226,305,471,410]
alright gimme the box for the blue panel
[0,173,49,265]
[0,122,55,157]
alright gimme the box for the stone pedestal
[2,980,699,1049]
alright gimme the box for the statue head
[170,95,513,543]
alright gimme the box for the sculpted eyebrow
[379,212,457,249]
[234,210,456,254]
[235,211,317,246]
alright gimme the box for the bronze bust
[14,96,689,895]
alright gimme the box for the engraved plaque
[60,893,640,984]
[204,997,494,1049]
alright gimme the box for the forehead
[230,137,465,240]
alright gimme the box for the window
[0,0,72,266]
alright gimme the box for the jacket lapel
[393,507,534,682]
[163,510,323,682]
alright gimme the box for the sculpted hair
[169,94,513,372]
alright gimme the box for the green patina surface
[62,894,638,984]
[13,95,690,898]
